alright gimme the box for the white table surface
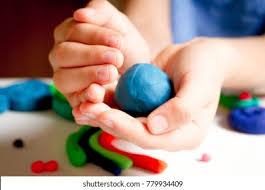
[0,79,265,176]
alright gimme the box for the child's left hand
[73,38,227,151]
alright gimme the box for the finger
[75,102,205,151]
[97,109,205,151]
[147,72,221,135]
[147,96,192,135]
[67,83,106,108]
[50,42,124,71]
[54,18,75,44]
[78,83,105,103]
[73,0,129,34]
[79,102,111,119]
[96,109,159,149]
[53,64,118,94]
[66,80,116,108]
[73,102,111,126]
[72,106,100,127]
[66,23,123,49]
[102,81,118,107]
[152,44,185,70]
[65,93,79,108]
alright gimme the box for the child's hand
[49,0,150,107]
[73,38,227,151]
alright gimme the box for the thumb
[73,0,129,34]
[147,72,218,135]
[153,44,185,71]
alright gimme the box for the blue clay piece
[228,107,265,134]
[0,95,9,113]
[6,80,52,111]
[115,64,173,116]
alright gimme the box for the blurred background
[0,0,122,77]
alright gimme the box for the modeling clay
[115,63,173,116]
[13,139,24,148]
[229,107,265,134]
[31,160,45,173]
[99,132,167,173]
[7,80,52,111]
[66,126,90,167]
[44,160,58,172]
[88,130,133,170]
[78,128,122,176]
[0,95,9,113]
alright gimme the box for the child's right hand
[49,0,150,107]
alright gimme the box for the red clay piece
[199,153,211,162]
[44,160,58,172]
[31,160,45,173]
[238,91,252,100]
[99,132,167,173]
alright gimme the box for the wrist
[207,38,241,88]
[183,38,229,86]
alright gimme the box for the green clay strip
[66,126,91,167]
[49,84,67,102]
[219,94,238,109]
[220,94,260,109]
[88,130,133,169]
[52,97,74,121]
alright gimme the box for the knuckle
[102,32,123,48]
[65,23,82,41]
[54,18,74,42]
[53,42,67,63]
[184,37,213,56]
[53,25,61,40]
[171,101,192,124]
[48,49,55,66]
[53,70,66,94]
[85,47,94,60]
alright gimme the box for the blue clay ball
[228,107,265,134]
[115,63,173,116]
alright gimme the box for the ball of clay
[228,107,265,134]
[115,63,173,116]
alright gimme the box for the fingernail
[84,90,95,101]
[103,51,117,62]
[107,36,122,49]
[84,113,96,120]
[96,66,109,82]
[99,119,113,128]
[103,51,123,68]
[83,8,96,17]
[116,52,124,68]
[149,115,168,134]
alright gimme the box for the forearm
[211,36,265,92]
[123,0,172,58]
